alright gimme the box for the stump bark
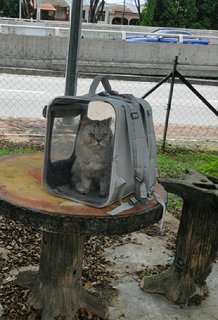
[16,231,108,320]
[141,168,218,305]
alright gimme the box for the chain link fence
[0,32,217,147]
[1,71,217,146]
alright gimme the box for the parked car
[126,28,210,45]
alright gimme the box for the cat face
[79,116,112,149]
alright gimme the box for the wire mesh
[0,42,217,146]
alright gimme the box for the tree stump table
[141,168,218,305]
[0,153,165,320]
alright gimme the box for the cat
[71,116,113,197]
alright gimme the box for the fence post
[65,0,82,96]
[162,56,178,150]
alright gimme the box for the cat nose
[96,138,101,143]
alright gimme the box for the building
[33,1,139,24]
[82,3,140,25]
[34,0,69,21]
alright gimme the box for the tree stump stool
[141,168,218,305]
[0,153,166,320]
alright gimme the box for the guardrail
[0,23,69,36]
[0,23,218,44]
[0,23,126,39]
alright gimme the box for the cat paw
[76,185,90,194]
[77,188,89,194]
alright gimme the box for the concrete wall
[1,33,218,78]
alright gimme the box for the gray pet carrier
[43,75,157,211]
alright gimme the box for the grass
[156,144,218,217]
[0,148,36,156]
[157,144,218,179]
[0,140,217,219]
[0,139,43,156]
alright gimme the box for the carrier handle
[89,75,112,95]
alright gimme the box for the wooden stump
[0,154,166,320]
[16,231,108,320]
[141,168,218,305]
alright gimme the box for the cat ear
[104,117,112,126]
[82,115,92,125]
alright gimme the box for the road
[0,73,217,126]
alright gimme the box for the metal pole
[36,0,41,21]
[162,56,178,150]
[19,0,22,19]
[122,0,126,25]
[176,71,218,117]
[65,0,83,96]
[141,73,172,99]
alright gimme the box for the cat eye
[89,133,95,138]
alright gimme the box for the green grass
[157,145,218,178]
[0,148,36,156]
[0,140,42,156]
[157,144,218,217]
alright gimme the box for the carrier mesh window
[45,100,116,205]
[50,115,80,163]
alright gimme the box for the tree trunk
[17,231,108,320]
[141,169,218,305]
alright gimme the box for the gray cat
[71,116,113,197]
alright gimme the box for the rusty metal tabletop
[0,153,165,235]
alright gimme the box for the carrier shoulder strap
[123,95,157,202]
[138,98,157,195]
[124,98,150,203]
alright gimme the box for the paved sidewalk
[0,118,46,145]
[0,118,217,148]
[106,213,218,320]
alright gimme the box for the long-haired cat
[71,116,113,197]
